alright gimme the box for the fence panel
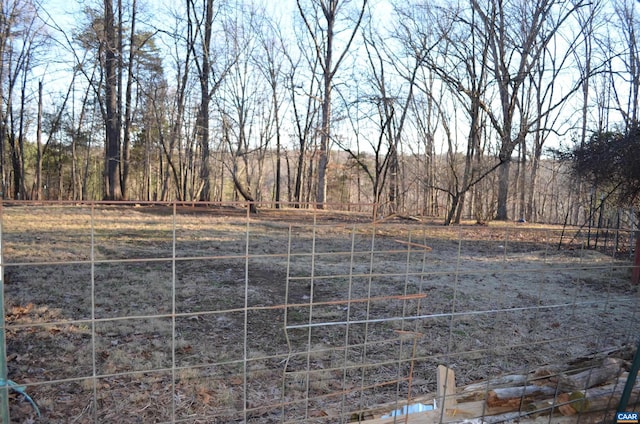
[1,202,638,423]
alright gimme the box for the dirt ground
[0,204,638,423]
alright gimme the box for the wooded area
[1,0,639,225]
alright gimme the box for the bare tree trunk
[294,149,305,207]
[388,143,398,214]
[496,160,511,220]
[35,81,43,200]
[121,0,137,200]
[454,96,483,224]
[527,141,542,222]
[275,119,282,208]
[195,0,214,202]
[285,151,292,203]
[317,70,331,207]
[223,117,257,213]
[82,114,95,201]
[267,58,283,207]
[518,139,526,220]
[103,0,122,200]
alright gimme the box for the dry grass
[0,204,638,423]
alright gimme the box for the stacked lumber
[360,348,639,423]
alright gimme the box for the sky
[28,0,630,158]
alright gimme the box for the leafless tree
[182,0,237,202]
[296,0,367,208]
[519,1,603,222]
[255,18,288,208]
[470,0,586,220]
[217,4,286,213]
[567,1,605,225]
[611,0,640,127]
[338,5,434,217]
[0,0,50,199]
[190,0,215,201]
[399,2,500,224]
[99,0,122,199]
[153,4,193,201]
[285,29,322,207]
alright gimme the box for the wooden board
[437,365,457,411]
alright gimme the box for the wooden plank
[437,365,457,411]
[444,400,500,421]
[394,239,433,251]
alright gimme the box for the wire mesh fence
[0,201,638,423]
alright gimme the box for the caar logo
[617,412,639,423]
